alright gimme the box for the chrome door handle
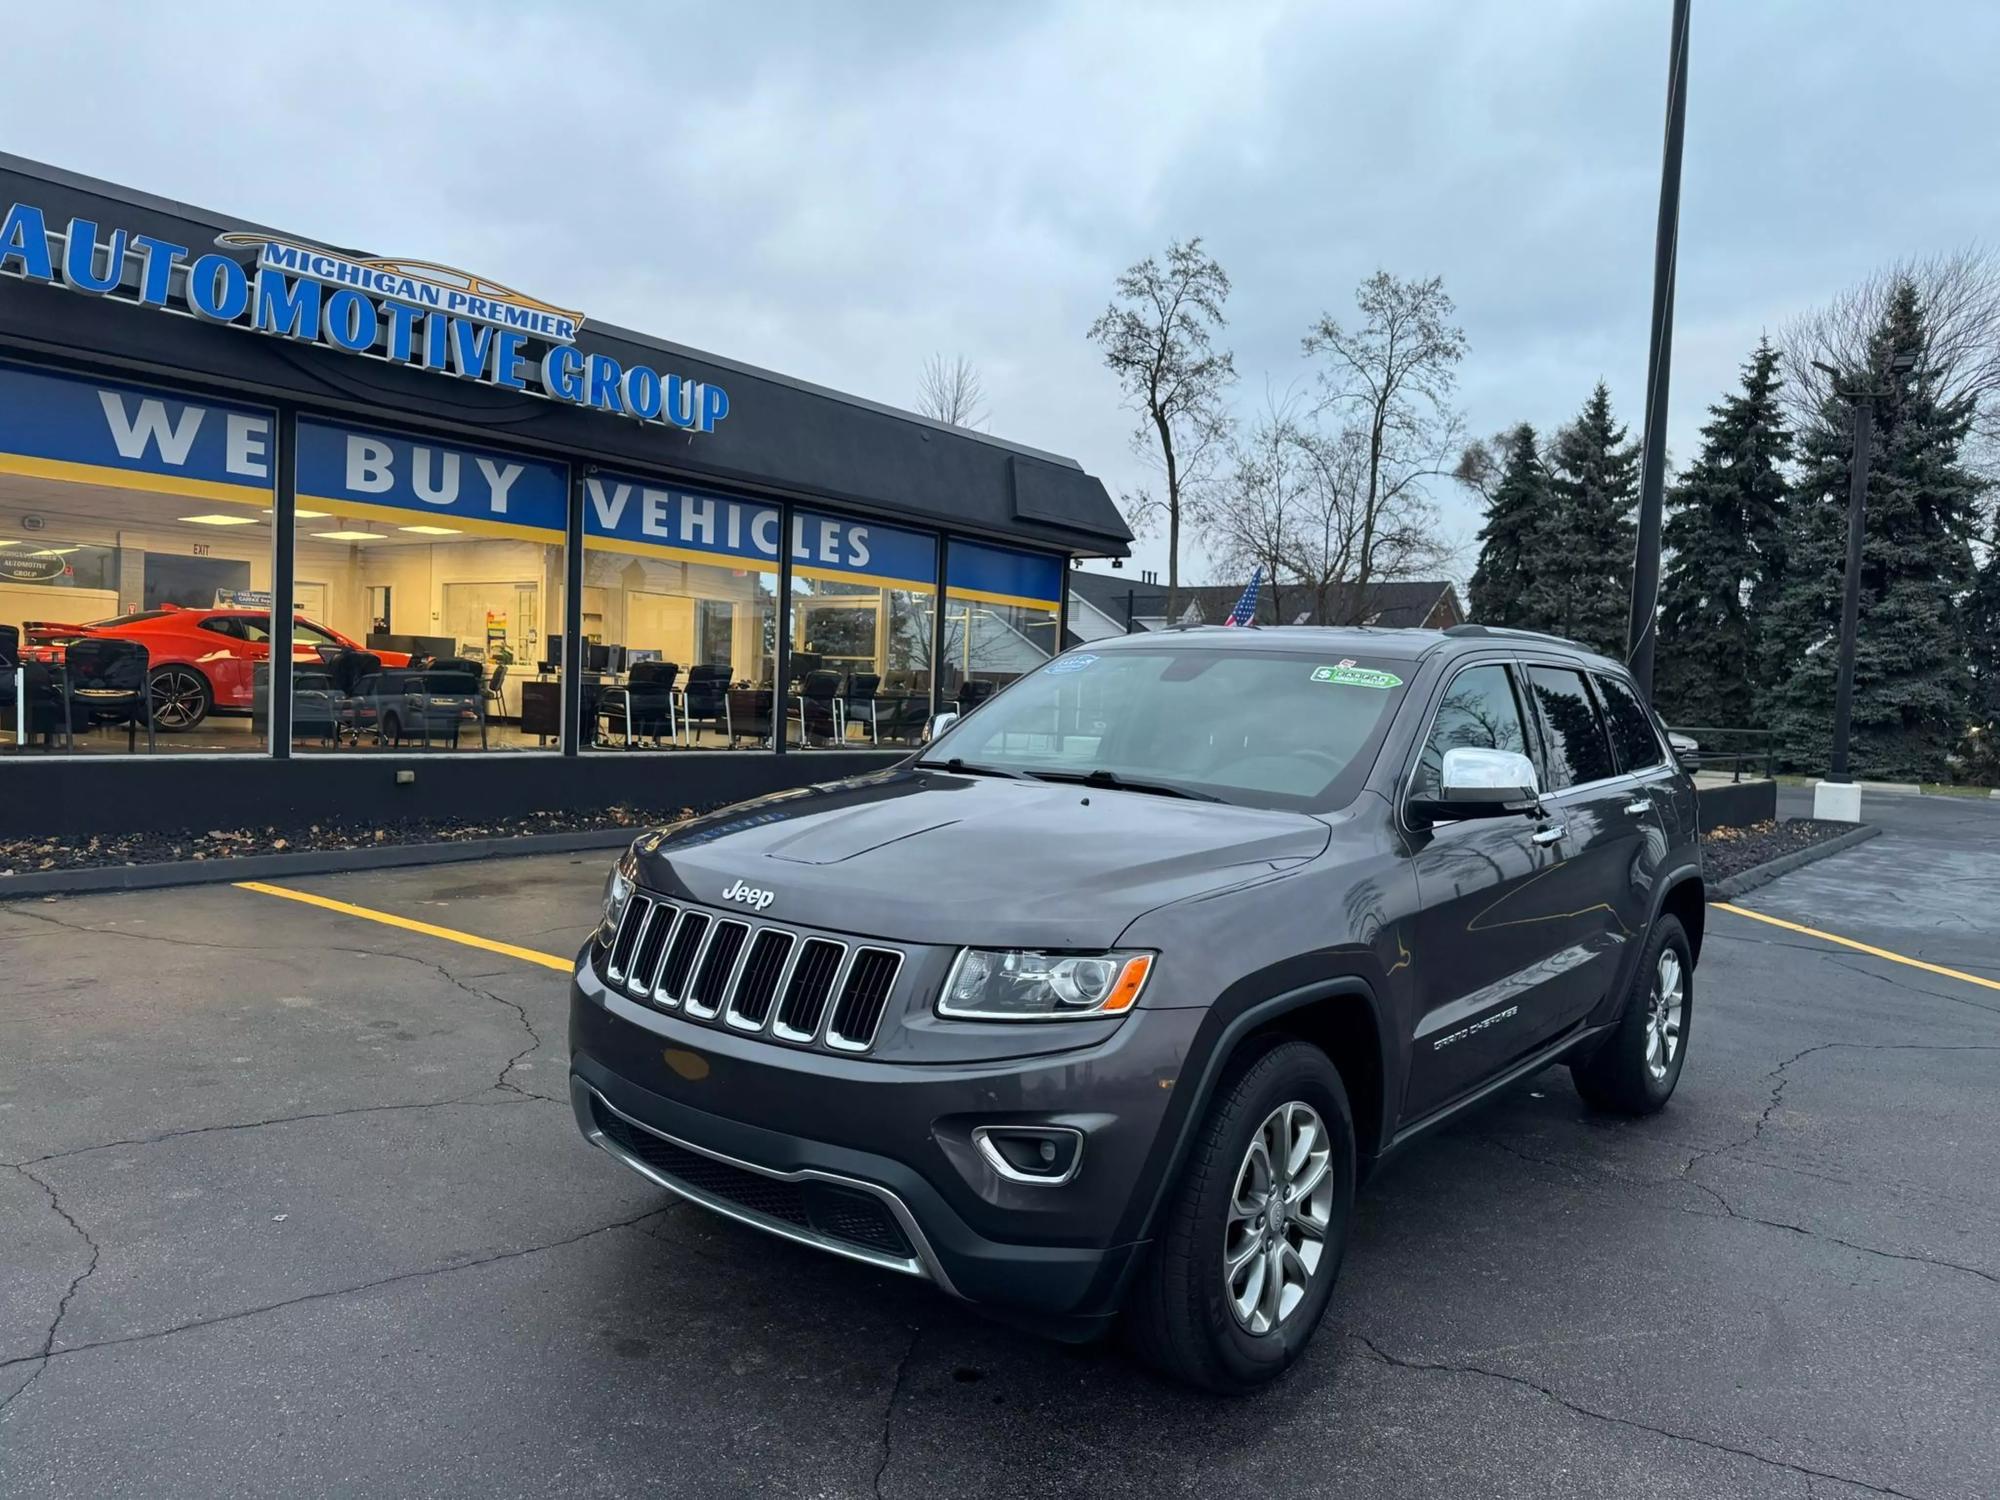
[1623,799,1651,815]
[1531,824,1566,846]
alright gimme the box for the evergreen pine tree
[1468,424,1549,627]
[1654,340,1791,725]
[1961,507,2000,782]
[1532,383,1638,655]
[1765,281,1986,781]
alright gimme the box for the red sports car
[21,606,411,730]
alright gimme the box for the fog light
[973,1126,1084,1186]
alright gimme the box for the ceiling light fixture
[397,525,462,535]
[311,530,387,542]
[179,512,262,526]
[264,508,330,519]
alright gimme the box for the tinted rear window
[1593,672,1665,773]
[1525,666,1617,787]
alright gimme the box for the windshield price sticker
[1048,654,1098,675]
[1311,661,1402,690]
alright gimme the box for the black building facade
[0,154,1130,835]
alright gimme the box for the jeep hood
[630,769,1331,947]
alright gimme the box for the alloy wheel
[1223,1100,1333,1335]
[149,669,206,729]
[1646,948,1685,1082]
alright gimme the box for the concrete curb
[0,827,641,900]
[1709,823,1882,902]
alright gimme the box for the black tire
[1126,1039,1356,1394]
[1571,914,1692,1115]
[147,666,212,732]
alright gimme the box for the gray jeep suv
[569,624,1702,1392]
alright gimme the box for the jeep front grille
[602,895,905,1054]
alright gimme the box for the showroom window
[942,539,1065,712]
[288,419,567,754]
[581,470,779,751]
[0,360,274,757]
[789,508,939,750]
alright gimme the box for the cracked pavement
[2,793,1997,1498]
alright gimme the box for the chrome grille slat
[655,910,712,1008]
[772,938,849,1043]
[609,889,906,1054]
[826,948,905,1052]
[686,920,752,1019]
[626,902,678,998]
[605,896,652,983]
[726,928,797,1032]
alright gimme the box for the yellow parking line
[1713,900,2000,994]
[235,880,573,972]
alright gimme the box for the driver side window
[1413,664,1531,801]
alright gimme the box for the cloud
[6,0,1998,585]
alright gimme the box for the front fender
[1108,973,1389,1260]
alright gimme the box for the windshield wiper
[916,757,1035,781]
[1030,768,1223,802]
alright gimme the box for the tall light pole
[1626,0,1692,701]
[1813,352,1914,793]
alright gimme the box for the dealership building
[0,154,1131,834]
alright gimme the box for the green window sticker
[1310,661,1403,690]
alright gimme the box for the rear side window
[1593,672,1665,773]
[1413,664,1531,800]
[1525,666,1617,788]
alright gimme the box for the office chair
[62,638,155,752]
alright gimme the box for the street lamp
[1811,351,1916,813]
[1626,0,1692,700]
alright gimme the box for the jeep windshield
[919,646,1412,812]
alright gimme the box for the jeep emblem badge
[721,879,776,912]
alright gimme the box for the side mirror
[922,711,959,743]
[1409,746,1542,826]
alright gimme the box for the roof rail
[1442,622,1593,650]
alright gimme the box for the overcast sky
[7,1,1998,589]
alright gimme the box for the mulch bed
[0,806,693,876]
[1701,818,1857,883]
[3,807,1860,882]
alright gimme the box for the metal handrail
[1667,725,1778,784]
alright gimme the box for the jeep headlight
[598,847,639,943]
[938,948,1155,1021]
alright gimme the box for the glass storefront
[942,539,1065,712]
[581,470,778,751]
[0,359,1069,762]
[0,362,274,756]
[789,509,938,749]
[289,420,567,754]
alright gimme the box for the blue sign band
[295,420,569,539]
[584,475,938,589]
[0,358,274,501]
[947,539,1064,610]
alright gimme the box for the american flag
[1223,568,1263,627]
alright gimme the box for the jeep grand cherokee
[569,624,1702,1392]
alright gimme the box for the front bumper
[569,950,1200,1331]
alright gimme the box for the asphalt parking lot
[4,797,1998,1499]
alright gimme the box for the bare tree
[1781,248,2000,468]
[916,353,989,429]
[1303,272,1468,604]
[1204,388,1315,627]
[1451,427,1525,504]
[1284,423,1450,623]
[1088,238,1237,616]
